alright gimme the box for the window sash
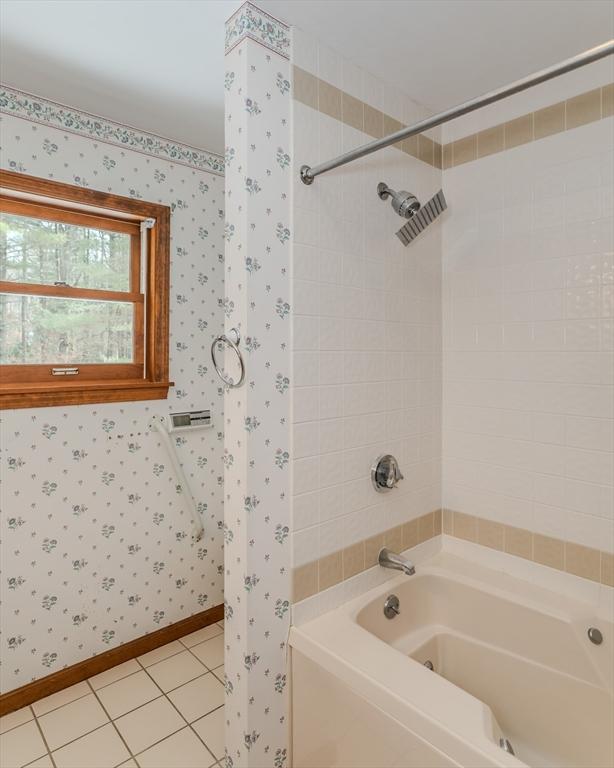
[0,197,144,380]
[1,196,141,295]
[0,281,143,304]
[0,168,171,410]
[0,195,141,236]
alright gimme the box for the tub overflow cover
[588,627,603,645]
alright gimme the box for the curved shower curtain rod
[299,39,614,185]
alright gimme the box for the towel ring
[211,328,245,387]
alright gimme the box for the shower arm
[299,40,614,185]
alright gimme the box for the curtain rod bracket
[300,165,314,185]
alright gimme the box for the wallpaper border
[0,85,225,175]
[225,1,290,59]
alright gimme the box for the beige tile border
[292,510,442,602]
[443,83,612,168]
[292,66,443,170]
[442,508,613,587]
[293,507,613,603]
[292,65,613,172]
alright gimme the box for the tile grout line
[138,649,219,695]
[0,704,35,737]
[133,623,223,671]
[135,644,224,760]
[186,721,219,765]
[30,687,92,720]
[134,658,217,763]
[3,633,226,767]
[41,720,128,766]
[29,708,57,768]
[86,678,137,765]
[184,644,223,676]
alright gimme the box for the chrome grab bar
[150,415,204,541]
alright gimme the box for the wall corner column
[223,4,292,767]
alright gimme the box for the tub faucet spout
[378,547,415,576]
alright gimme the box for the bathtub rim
[289,549,613,768]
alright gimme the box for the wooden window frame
[0,170,171,409]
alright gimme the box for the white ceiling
[260,0,614,112]
[1,0,612,155]
[0,0,240,155]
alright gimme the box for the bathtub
[289,550,613,768]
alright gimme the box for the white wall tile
[443,99,614,549]
[291,48,442,585]
[292,26,318,74]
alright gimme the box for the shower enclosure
[222,6,614,762]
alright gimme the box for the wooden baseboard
[0,604,223,717]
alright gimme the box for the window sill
[0,380,173,409]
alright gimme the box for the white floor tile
[95,670,160,718]
[146,650,207,692]
[0,720,47,768]
[189,635,224,670]
[0,706,33,735]
[4,627,227,768]
[136,727,215,768]
[192,706,225,760]
[31,681,90,717]
[37,693,108,752]
[89,660,141,691]
[51,723,130,768]
[167,673,224,723]
[180,624,223,649]
[137,641,184,668]
[114,697,184,754]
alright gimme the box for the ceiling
[261,0,613,112]
[0,0,240,155]
[1,0,612,155]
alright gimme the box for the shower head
[396,189,447,245]
[378,182,447,246]
[377,183,421,219]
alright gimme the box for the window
[0,170,171,408]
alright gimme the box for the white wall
[442,74,614,552]
[0,96,225,692]
[291,30,443,575]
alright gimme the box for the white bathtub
[290,551,613,768]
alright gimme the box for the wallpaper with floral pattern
[0,86,224,176]
[223,5,292,766]
[225,2,291,59]
[0,103,225,693]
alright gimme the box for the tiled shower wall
[442,61,614,565]
[0,93,225,693]
[291,28,443,611]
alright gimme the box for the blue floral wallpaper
[223,4,292,765]
[0,99,226,693]
[225,2,291,59]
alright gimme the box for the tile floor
[0,622,225,768]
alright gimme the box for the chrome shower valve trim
[371,454,404,492]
